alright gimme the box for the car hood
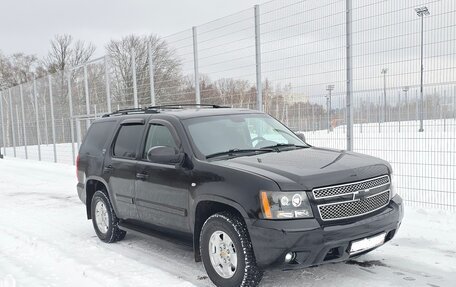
[214,147,391,190]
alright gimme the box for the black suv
[77,105,403,287]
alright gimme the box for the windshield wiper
[260,143,308,151]
[206,148,274,159]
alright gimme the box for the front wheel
[200,212,263,287]
[91,190,126,243]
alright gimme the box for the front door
[135,120,191,232]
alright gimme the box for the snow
[1,156,455,287]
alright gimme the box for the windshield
[183,113,307,158]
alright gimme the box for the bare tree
[43,34,96,73]
[0,51,46,90]
[214,78,254,107]
[41,34,96,112]
[106,34,182,107]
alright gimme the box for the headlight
[260,191,313,219]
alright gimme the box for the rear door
[135,119,191,232]
[104,119,146,220]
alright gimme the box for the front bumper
[247,195,403,269]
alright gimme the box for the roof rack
[102,104,229,118]
[146,104,227,109]
[102,108,149,118]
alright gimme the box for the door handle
[136,172,149,180]
[103,165,113,173]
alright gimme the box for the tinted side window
[81,121,116,156]
[113,125,144,159]
[143,124,177,158]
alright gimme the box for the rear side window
[113,125,144,159]
[81,121,116,156]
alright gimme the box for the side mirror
[146,146,184,165]
[295,132,306,142]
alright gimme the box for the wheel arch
[192,196,249,262]
[85,176,115,219]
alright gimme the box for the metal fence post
[346,0,353,151]
[382,69,388,123]
[15,105,20,144]
[131,49,138,108]
[192,26,201,104]
[76,119,82,150]
[254,5,263,112]
[61,118,65,142]
[105,56,112,113]
[419,13,425,132]
[48,75,57,163]
[148,42,156,106]
[8,89,16,157]
[67,72,76,165]
[398,91,401,133]
[43,98,49,144]
[84,65,91,130]
[0,91,6,156]
[19,85,28,159]
[33,79,42,161]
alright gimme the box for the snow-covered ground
[1,158,455,287]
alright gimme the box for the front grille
[318,190,390,221]
[313,175,390,199]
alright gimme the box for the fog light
[284,252,296,263]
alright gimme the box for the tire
[200,211,263,287]
[91,190,126,243]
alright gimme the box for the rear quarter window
[80,121,117,156]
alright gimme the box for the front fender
[190,194,249,232]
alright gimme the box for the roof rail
[101,107,152,118]
[146,104,228,109]
[102,103,229,118]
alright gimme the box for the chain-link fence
[1,0,455,211]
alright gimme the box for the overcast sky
[2,0,452,102]
[1,0,259,58]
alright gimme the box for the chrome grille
[318,190,390,221]
[313,175,390,199]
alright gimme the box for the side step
[118,221,193,249]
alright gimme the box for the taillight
[76,154,80,179]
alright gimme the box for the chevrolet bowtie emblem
[353,188,370,201]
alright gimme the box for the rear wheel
[200,211,263,287]
[91,190,126,243]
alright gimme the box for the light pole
[416,6,430,132]
[381,68,388,123]
[403,86,409,121]
[326,84,334,132]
